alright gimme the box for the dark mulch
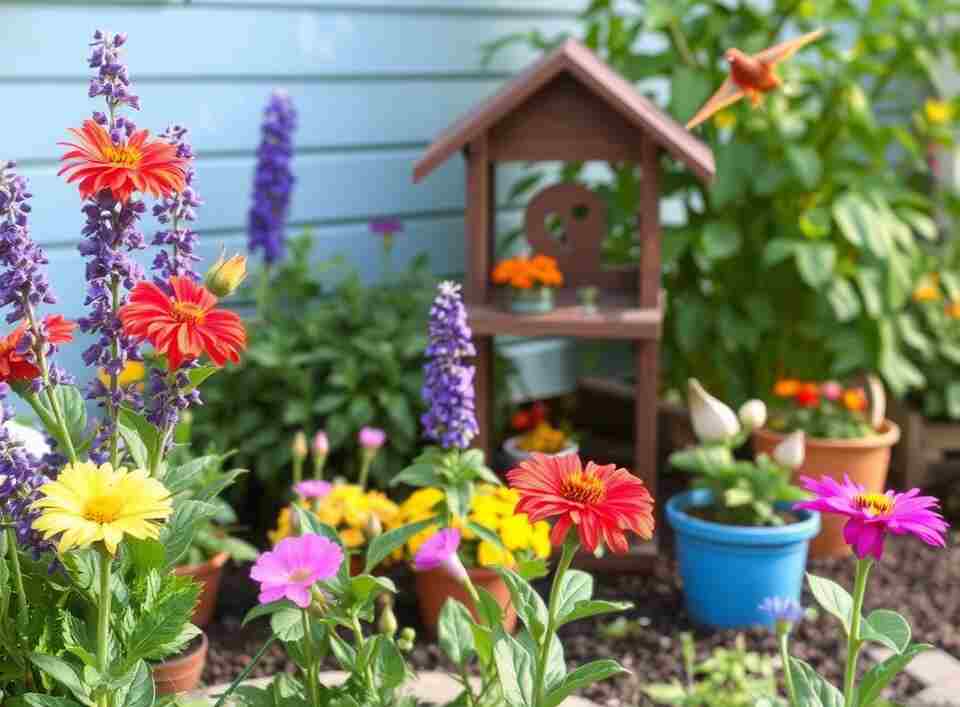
[202,533,958,705]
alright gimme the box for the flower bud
[400,627,416,643]
[359,426,386,451]
[773,430,805,469]
[397,638,413,652]
[204,252,247,297]
[687,379,740,442]
[378,602,398,637]
[366,513,383,540]
[292,430,308,461]
[313,430,329,457]
[737,399,767,431]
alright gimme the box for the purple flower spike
[247,90,297,265]
[421,281,478,450]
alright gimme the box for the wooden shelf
[573,540,660,573]
[468,290,661,340]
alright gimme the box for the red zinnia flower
[507,453,655,554]
[58,120,187,203]
[0,315,77,383]
[44,314,77,345]
[119,276,246,371]
[794,383,820,408]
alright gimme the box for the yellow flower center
[83,493,124,524]
[172,301,206,324]
[102,144,143,168]
[288,568,313,582]
[560,470,605,505]
[853,493,893,517]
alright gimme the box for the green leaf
[474,585,505,626]
[187,365,218,391]
[349,574,396,605]
[242,599,299,627]
[796,242,837,288]
[558,599,632,627]
[371,636,406,690]
[947,383,960,420]
[806,573,853,635]
[764,238,798,266]
[113,660,154,707]
[700,222,742,261]
[493,633,535,707]
[28,655,91,705]
[438,599,476,665]
[16,697,86,707]
[787,146,823,189]
[160,500,219,569]
[861,610,911,654]
[364,516,437,574]
[117,422,150,471]
[118,408,161,470]
[857,644,933,706]
[122,579,200,665]
[544,659,628,707]
[554,570,594,625]
[390,463,442,488]
[789,657,843,707]
[498,568,548,640]
[270,607,305,642]
[833,193,871,249]
[49,385,88,453]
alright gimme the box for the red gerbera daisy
[507,453,655,554]
[58,120,187,203]
[119,276,246,371]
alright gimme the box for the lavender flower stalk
[421,281,478,449]
[247,90,297,265]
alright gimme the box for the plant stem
[351,614,375,692]
[5,527,28,618]
[292,456,303,487]
[97,548,113,707]
[212,636,277,707]
[358,453,372,491]
[108,273,122,470]
[778,627,798,707]
[843,558,873,707]
[301,611,320,706]
[533,537,578,707]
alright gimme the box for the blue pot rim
[666,489,820,546]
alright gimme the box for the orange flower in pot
[754,375,900,558]
[491,253,564,313]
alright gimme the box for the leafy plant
[766,379,875,439]
[488,0,960,404]
[643,633,783,707]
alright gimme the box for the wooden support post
[635,340,659,517]
[639,135,660,309]
[464,136,493,307]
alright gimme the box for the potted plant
[753,376,900,558]
[491,252,564,313]
[666,380,819,629]
[503,400,579,464]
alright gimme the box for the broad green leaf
[558,599,632,627]
[833,193,870,248]
[187,365,218,391]
[861,610,911,654]
[498,568,548,640]
[475,585,505,626]
[270,607,305,642]
[390,463,442,488]
[364,516,437,573]
[160,500,219,569]
[17,697,87,707]
[789,657,844,707]
[796,242,837,288]
[493,633,535,707]
[28,655,91,705]
[787,146,823,189]
[700,222,742,261]
[114,660,154,707]
[242,599,299,627]
[554,570,593,624]
[371,636,406,690]
[806,573,853,634]
[764,238,798,266]
[349,574,396,605]
[857,644,932,706]
[438,599,476,665]
[544,659,628,707]
[328,631,357,671]
[117,422,150,471]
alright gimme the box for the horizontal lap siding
[1,0,576,383]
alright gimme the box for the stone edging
[867,646,960,706]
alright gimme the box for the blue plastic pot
[666,489,820,629]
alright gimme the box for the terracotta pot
[174,552,228,628]
[153,631,208,695]
[415,566,517,635]
[753,420,901,559]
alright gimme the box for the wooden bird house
[413,39,715,561]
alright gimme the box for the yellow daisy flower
[532,521,552,559]
[33,462,172,555]
[500,514,533,551]
[340,527,366,548]
[477,540,514,568]
[97,360,146,389]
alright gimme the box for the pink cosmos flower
[359,426,386,450]
[821,381,843,401]
[794,475,949,560]
[413,528,469,584]
[250,534,343,607]
[294,480,332,499]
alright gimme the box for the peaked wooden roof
[413,39,715,183]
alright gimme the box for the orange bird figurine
[685,28,826,130]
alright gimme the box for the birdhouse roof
[413,38,715,183]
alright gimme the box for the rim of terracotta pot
[174,551,229,575]
[753,419,901,449]
[155,630,208,669]
[502,436,579,461]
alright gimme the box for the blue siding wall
[1,0,580,386]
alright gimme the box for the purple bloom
[250,533,343,607]
[247,90,297,264]
[359,426,386,450]
[370,218,404,236]
[413,528,468,583]
[87,30,140,114]
[759,596,804,625]
[421,281,478,449]
[294,480,332,499]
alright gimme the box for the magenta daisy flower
[794,475,949,560]
[294,480,332,499]
[250,533,343,607]
[413,527,468,584]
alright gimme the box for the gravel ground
[201,530,959,705]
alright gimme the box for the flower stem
[108,272,122,470]
[843,558,873,707]
[5,527,28,618]
[301,610,320,706]
[97,547,113,707]
[358,453,372,491]
[778,626,798,707]
[533,536,578,707]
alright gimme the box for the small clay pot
[153,631,208,696]
[502,436,578,466]
[415,566,517,635]
[175,552,228,628]
[753,420,901,559]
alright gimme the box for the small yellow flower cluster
[389,484,551,568]
[516,422,569,454]
[925,98,954,126]
[269,483,399,549]
[912,273,941,303]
